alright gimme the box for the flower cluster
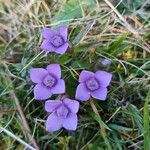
[29,25,112,132]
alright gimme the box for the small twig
[7,76,40,150]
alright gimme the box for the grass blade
[144,90,150,150]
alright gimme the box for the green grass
[0,0,150,149]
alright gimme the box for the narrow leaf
[144,90,150,150]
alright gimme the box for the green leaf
[57,55,72,64]
[112,131,123,150]
[144,90,150,150]
[128,104,144,133]
[57,0,82,25]
[108,123,133,132]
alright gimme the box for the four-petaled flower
[45,98,79,132]
[29,64,65,100]
[75,70,112,101]
[40,26,69,54]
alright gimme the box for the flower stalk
[90,99,112,150]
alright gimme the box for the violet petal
[58,26,68,41]
[75,83,90,101]
[51,79,65,94]
[34,84,52,100]
[101,59,111,66]
[63,98,79,113]
[79,70,94,83]
[46,64,61,79]
[54,43,69,54]
[46,113,62,132]
[40,40,55,52]
[29,68,48,83]
[41,27,57,39]
[91,87,108,100]
[95,71,112,87]
[62,113,77,130]
[45,100,62,112]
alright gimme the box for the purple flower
[101,59,111,66]
[45,98,79,132]
[40,26,69,54]
[29,64,65,100]
[75,70,112,101]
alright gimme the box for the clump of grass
[0,0,150,149]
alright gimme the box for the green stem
[90,99,112,150]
